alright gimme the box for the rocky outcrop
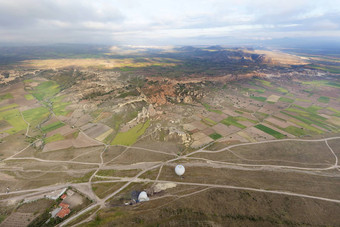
[168,127,191,146]
[142,82,205,106]
[136,106,149,122]
[148,104,156,117]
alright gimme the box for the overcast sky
[0,0,339,45]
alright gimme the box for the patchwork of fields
[0,69,339,227]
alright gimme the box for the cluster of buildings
[51,193,71,219]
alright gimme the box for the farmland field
[250,96,267,102]
[44,133,65,143]
[111,120,150,146]
[51,95,71,116]
[279,97,294,103]
[209,132,222,140]
[24,94,34,100]
[0,103,18,112]
[254,124,286,139]
[221,116,247,129]
[41,121,65,133]
[32,81,60,101]
[22,106,49,126]
[0,93,13,101]
[0,109,27,134]
[317,96,330,103]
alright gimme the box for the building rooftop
[56,208,70,219]
[59,202,70,209]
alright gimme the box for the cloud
[0,0,339,45]
[311,20,339,30]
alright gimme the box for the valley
[0,46,339,226]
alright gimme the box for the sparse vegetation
[202,103,223,114]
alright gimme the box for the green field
[317,96,330,103]
[256,79,272,87]
[0,103,18,112]
[283,105,336,132]
[221,116,246,129]
[327,107,340,117]
[209,133,222,140]
[22,106,49,126]
[254,112,269,121]
[44,133,65,143]
[295,98,311,102]
[24,94,35,100]
[0,109,27,134]
[248,88,265,93]
[32,81,60,101]
[41,121,65,133]
[279,97,294,103]
[282,126,307,137]
[202,117,217,126]
[0,93,13,101]
[301,80,340,88]
[51,96,71,116]
[250,96,267,102]
[276,87,288,94]
[283,115,324,134]
[111,120,150,146]
[254,124,286,139]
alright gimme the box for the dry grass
[155,165,340,199]
[92,182,126,199]
[230,140,335,167]
[21,58,177,69]
[85,187,340,226]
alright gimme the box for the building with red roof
[59,202,69,209]
[55,202,71,219]
[56,207,70,218]
[60,194,67,200]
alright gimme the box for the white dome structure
[138,191,149,202]
[175,165,185,176]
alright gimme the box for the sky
[0,0,339,46]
